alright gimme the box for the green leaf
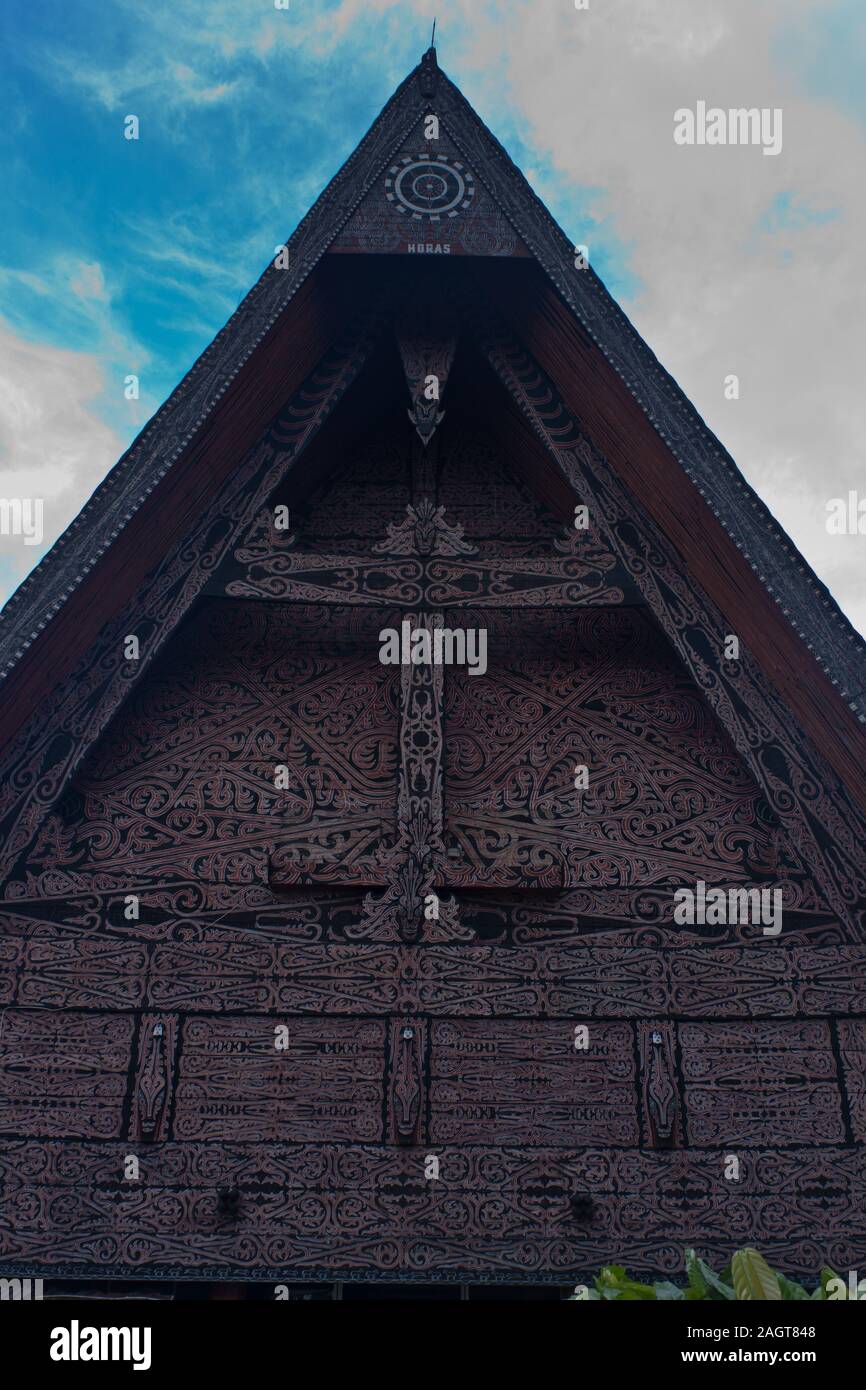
[597,1264,629,1287]
[686,1250,735,1301]
[731,1248,783,1301]
[596,1265,659,1299]
[776,1273,809,1301]
[685,1249,707,1297]
[653,1281,685,1300]
[819,1267,847,1300]
[567,1251,847,1304]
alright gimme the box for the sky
[1,0,864,634]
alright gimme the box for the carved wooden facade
[2,47,866,1287]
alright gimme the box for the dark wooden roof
[1,45,864,732]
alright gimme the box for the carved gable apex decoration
[329,103,530,259]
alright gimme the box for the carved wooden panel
[795,949,866,1013]
[668,950,799,1017]
[544,948,669,1016]
[442,608,787,893]
[15,938,149,1010]
[679,1021,845,1146]
[172,1016,386,1143]
[3,1140,866,1281]
[470,299,866,936]
[429,1020,637,1145]
[21,603,400,901]
[142,941,866,1017]
[0,1009,134,1139]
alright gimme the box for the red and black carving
[2,1139,866,1281]
[679,1021,845,1146]
[130,1014,177,1143]
[639,1021,682,1148]
[0,1010,134,1139]
[173,1016,385,1144]
[429,1020,637,1145]
[387,1018,427,1144]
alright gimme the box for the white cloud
[0,323,122,591]
[432,0,866,634]
[69,260,108,302]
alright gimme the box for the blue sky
[1,0,864,633]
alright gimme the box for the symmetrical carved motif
[679,1021,844,1146]
[638,1021,681,1147]
[387,1018,427,1144]
[373,500,475,558]
[396,305,457,445]
[0,1010,134,1139]
[429,1020,637,1145]
[356,612,465,942]
[3,1140,866,1281]
[330,118,527,258]
[173,1016,385,1143]
[130,1014,177,1143]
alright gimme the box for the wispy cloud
[0,321,123,583]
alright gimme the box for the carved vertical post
[387,1018,427,1144]
[638,1020,682,1148]
[129,1014,177,1143]
[358,611,462,941]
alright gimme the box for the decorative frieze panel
[668,950,798,1017]
[172,1016,385,1143]
[0,1009,134,1139]
[2,1140,866,1280]
[429,1020,637,1145]
[132,941,866,1018]
[15,937,149,1010]
[679,1021,845,1146]
[795,949,866,1014]
[545,948,669,1016]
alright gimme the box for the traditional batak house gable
[1,48,865,1295]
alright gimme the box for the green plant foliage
[731,1248,783,1301]
[568,1248,846,1301]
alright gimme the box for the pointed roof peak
[418,43,439,98]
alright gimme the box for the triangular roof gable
[1,47,864,723]
[1,46,865,897]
